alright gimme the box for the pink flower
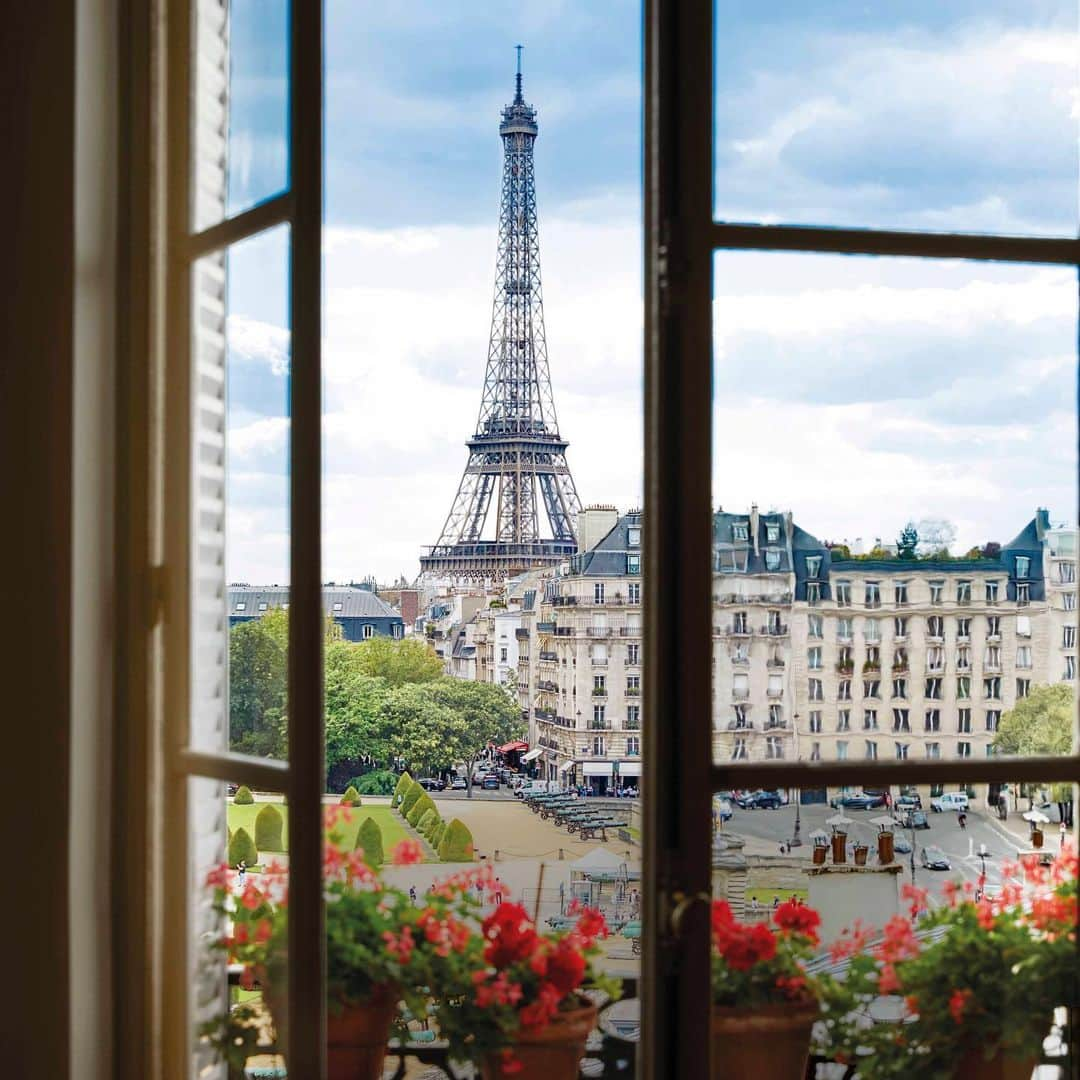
[877,963,901,994]
[391,838,424,866]
[949,988,973,1024]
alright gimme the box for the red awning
[499,741,529,753]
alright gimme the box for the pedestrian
[494,877,504,904]
[1061,821,1068,848]
[237,860,246,889]
[409,885,417,905]
[750,895,759,913]
[772,895,779,909]
[958,812,967,831]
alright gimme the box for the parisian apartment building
[493,504,1077,797]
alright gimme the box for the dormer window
[627,527,641,547]
[764,549,781,571]
[732,521,749,542]
[258,602,268,611]
[235,602,246,611]
[1015,556,1030,579]
[766,523,780,544]
[805,555,822,578]
[332,601,343,611]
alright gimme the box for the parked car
[450,776,467,791]
[829,792,886,810]
[481,775,500,790]
[418,777,445,792]
[893,835,913,855]
[895,794,923,811]
[930,792,970,813]
[902,809,930,830]
[920,845,951,871]
[714,798,733,822]
[735,790,782,810]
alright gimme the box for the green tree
[352,636,444,687]
[355,816,384,868]
[340,785,361,807]
[438,819,474,862]
[351,769,398,796]
[233,785,254,805]
[324,638,392,787]
[228,608,289,757]
[994,684,1075,823]
[399,778,425,818]
[407,792,436,828]
[993,684,1074,757]
[896,522,919,560]
[392,771,412,808]
[385,679,523,799]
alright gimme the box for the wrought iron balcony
[539,650,558,662]
[766,657,785,669]
[590,656,609,666]
[588,626,612,637]
[760,624,788,636]
[537,621,556,633]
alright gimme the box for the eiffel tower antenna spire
[421,50,582,581]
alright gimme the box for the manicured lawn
[226,802,417,858]
[744,886,807,907]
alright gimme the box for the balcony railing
[766,658,785,669]
[555,627,574,637]
[619,627,640,637]
[764,720,788,730]
[766,687,784,698]
[591,687,608,697]
[626,687,640,697]
[727,720,754,731]
[539,650,558,662]
[760,624,788,636]
[588,627,612,637]
[732,654,750,666]
[732,687,750,700]
[590,657,608,666]
[537,621,556,633]
[537,680,559,692]
[515,628,530,639]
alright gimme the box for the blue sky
[221,2,1077,584]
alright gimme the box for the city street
[721,801,1055,901]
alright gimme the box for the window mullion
[285,0,326,1075]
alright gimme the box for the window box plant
[710,898,835,1077]
[825,842,1078,1078]
[201,810,460,1080]
[433,901,619,1078]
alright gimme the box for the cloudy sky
[220,1,1077,585]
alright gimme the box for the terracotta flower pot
[711,999,819,1078]
[878,831,894,864]
[953,1049,1038,1080]
[1031,828,1044,849]
[482,1000,598,1080]
[812,845,827,865]
[325,986,399,1080]
[831,832,847,864]
[853,844,869,866]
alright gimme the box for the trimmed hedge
[355,816,384,869]
[234,785,255,805]
[417,808,439,838]
[437,819,474,862]
[352,770,398,796]
[407,792,435,828]
[431,821,446,851]
[399,779,424,818]
[340,785,362,807]
[392,771,412,809]
[254,804,285,852]
[228,827,258,868]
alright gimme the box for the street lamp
[789,713,802,848]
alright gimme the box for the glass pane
[713,1,1078,236]
[191,777,289,1076]
[320,7,643,1074]
[709,780,1076,1077]
[192,225,291,757]
[711,252,1078,769]
[193,0,290,231]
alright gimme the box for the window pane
[191,777,289,1074]
[192,225,291,757]
[711,252,1078,768]
[710,780,1075,1075]
[193,0,290,230]
[713,1,1078,236]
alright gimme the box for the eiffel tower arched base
[419,540,577,582]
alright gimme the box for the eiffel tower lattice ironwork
[421,52,581,581]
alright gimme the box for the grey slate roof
[228,585,401,620]
[568,510,642,577]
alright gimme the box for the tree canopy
[349,635,444,686]
[896,523,919,561]
[229,608,288,757]
[993,683,1075,757]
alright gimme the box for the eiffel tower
[421,50,581,581]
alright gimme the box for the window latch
[668,889,711,940]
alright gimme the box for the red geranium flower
[391,838,424,866]
[773,899,821,942]
[482,902,540,969]
[720,923,777,971]
[546,939,587,995]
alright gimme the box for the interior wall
[0,3,77,1077]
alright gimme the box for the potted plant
[825,842,1079,1078]
[710,898,834,1077]
[434,901,619,1078]
[201,811,460,1080]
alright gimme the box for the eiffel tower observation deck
[421,50,582,581]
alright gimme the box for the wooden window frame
[642,1,1079,1077]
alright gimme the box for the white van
[930,791,969,813]
[515,779,559,798]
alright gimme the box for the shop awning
[618,761,641,776]
[558,759,576,774]
[499,740,529,753]
[520,747,544,763]
[583,762,614,777]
